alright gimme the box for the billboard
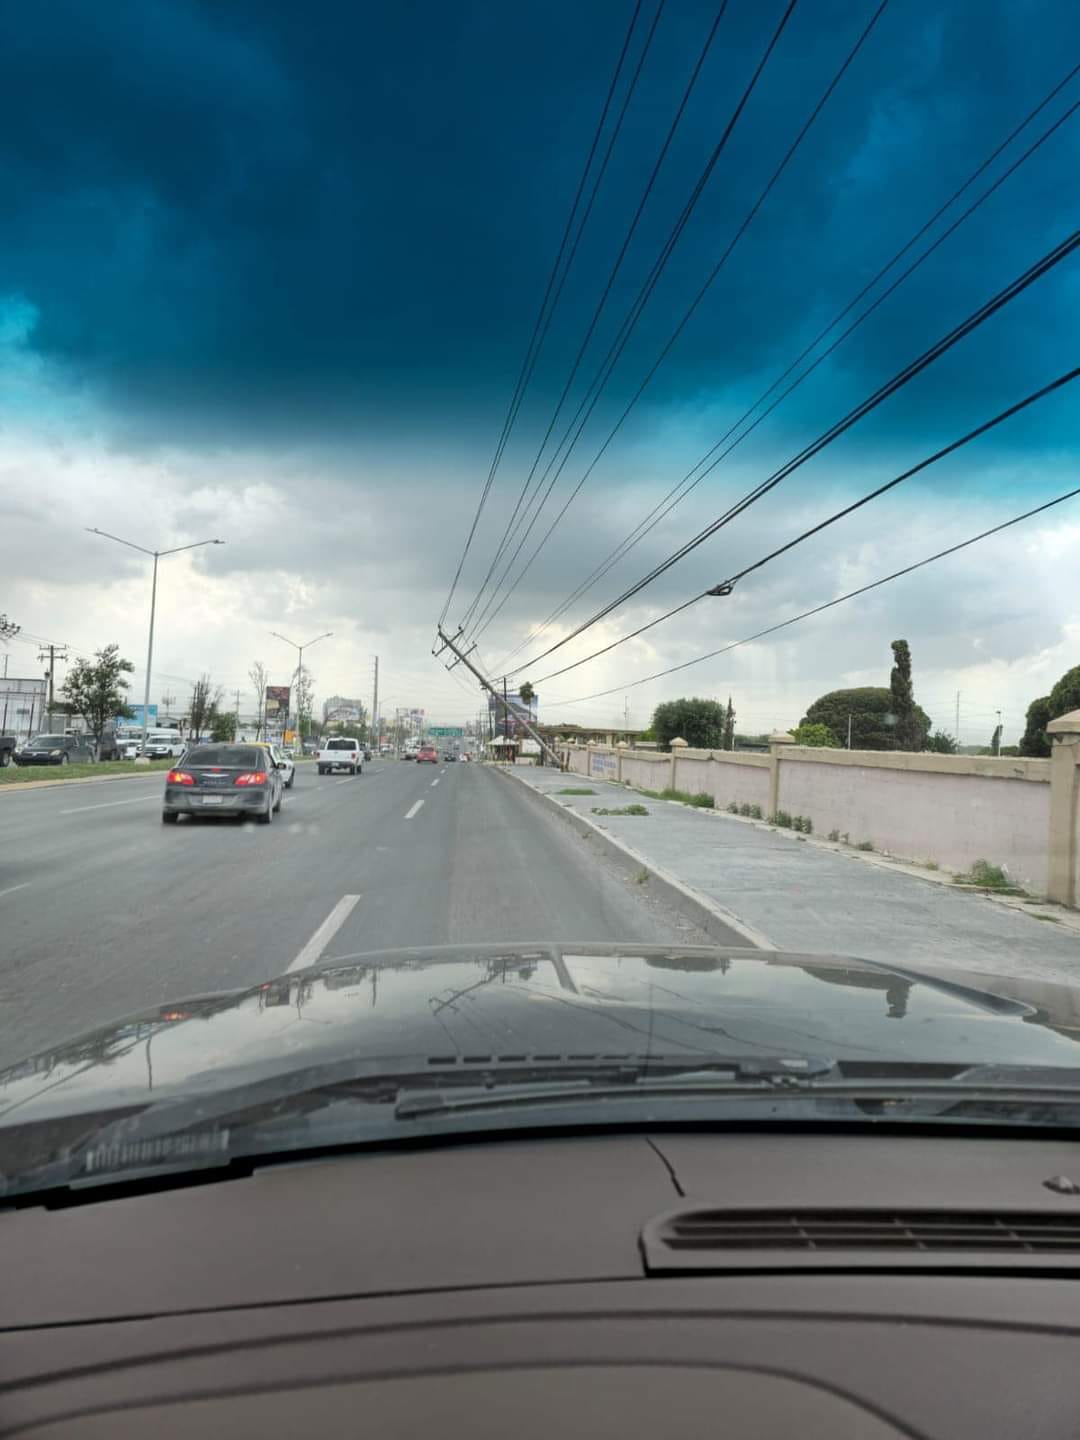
[116,704,158,730]
[488,690,538,736]
[265,685,290,724]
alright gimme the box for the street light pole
[87,529,226,758]
[269,631,332,742]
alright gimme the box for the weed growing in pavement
[689,792,714,808]
[727,801,739,814]
[750,803,763,819]
[633,868,649,885]
[856,839,874,851]
[558,787,596,795]
[739,802,752,817]
[841,832,850,845]
[592,804,649,816]
[828,828,841,842]
[954,858,1026,893]
[769,810,793,828]
[923,859,940,871]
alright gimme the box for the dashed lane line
[404,799,425,820]
[288,894,362,973]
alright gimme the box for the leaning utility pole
[435,627,562,769]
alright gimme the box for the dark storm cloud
[2,0,1077,452]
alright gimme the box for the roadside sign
[428,726,464,737]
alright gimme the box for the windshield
[2,2,1080,1200]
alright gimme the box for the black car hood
[2,943,1080,1126]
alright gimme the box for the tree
[248,661,268,740]
[294,665,315,738]
[188,674,221,741]
[651,697,726,752]
[60,644,134,751]
[889,639,922,751]
[721,696,736,750]
[518,681,536,711]
[1047,664,1080,725]
[925,729,958,754]
[210,710,237,742]
[792,722,838,747]
[1019,695,1052,758]
[802,687,930,751]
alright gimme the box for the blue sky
[2,0,1078,736]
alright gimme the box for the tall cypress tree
[889,639,918,751]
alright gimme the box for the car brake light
[167,770,195,786]
[234,771,268,786]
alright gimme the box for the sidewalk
[508,766,1080,983]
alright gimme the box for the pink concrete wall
[621,752,670,790]
[779,756,1050,893]
[673,751,769,809]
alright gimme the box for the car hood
[3,943,1080,1126]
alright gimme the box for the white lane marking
[0,882,30,901]
[404,799,425,819]
[288,894,362,973]
[430,777,439,787]
[60,794,158,816]
[333,776,356,786]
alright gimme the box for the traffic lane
[312,761,720,966]
[0,760,428,1064]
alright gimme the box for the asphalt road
[0,760,723,1065]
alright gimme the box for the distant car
[162,743,285,824]
[401,747,417,761]
[16,733,96,766]
[145,739,185,761]
[317,737,363,775]
[417,745,438,764]
[443,751,457,761]
[252,740,294,788]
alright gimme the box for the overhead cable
[438,0,647,626]
[544,483,1080,708]
[495,59,1080,670]
[509,225,1080,677]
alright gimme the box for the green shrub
[856,839,874,851]
[690,792,714,808]
[739,802,751,817]
[558,787,595,795]
[827,828,840,842]
[769,810,793,828]
[957,859,1011,889]
[726,801,738,814]
[750,804,763,820]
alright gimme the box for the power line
[495,59,1080,671]
[542,482,1080,709]
[475,0,889,647]
[509,224,1080,678]
[528,361,1080,686]
[437,0,647,626]
[458,0,722,626]
[461,0,799,636]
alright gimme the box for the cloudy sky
[2,0,1078,742]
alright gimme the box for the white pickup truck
[317,737,363,775]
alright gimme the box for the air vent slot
[642,1208,1080,1274]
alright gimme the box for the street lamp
[87,529,226,758]
[269,631,332,742]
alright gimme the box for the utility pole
[435,627,562,769]
[372,655,379,749]
[37,644,69,721]
[847,714,852,750]
[955,691,961,748]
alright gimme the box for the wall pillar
[767,731,795,818]
[670,737,687,790]
[1047,709,1080,907]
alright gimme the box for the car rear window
[326,739,356,750]
[184,746,262,768]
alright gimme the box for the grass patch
[0,759,173,786]
[592,803,649,816]
[558,786,596,795]
[954,858,1027,894]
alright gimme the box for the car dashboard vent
[642,1208,1080,1274]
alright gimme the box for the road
[0,760,730,1065]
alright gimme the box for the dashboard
[4,1130,1080,1435]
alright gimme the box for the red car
[417,745,438,764]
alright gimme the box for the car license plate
[201,795,224,805]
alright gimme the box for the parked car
[417,745,438,764]
[317,737,363,775]
[0,735,17,768]
[16,734,97,766]
[251,740,294,789]
[162,743,285,824]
